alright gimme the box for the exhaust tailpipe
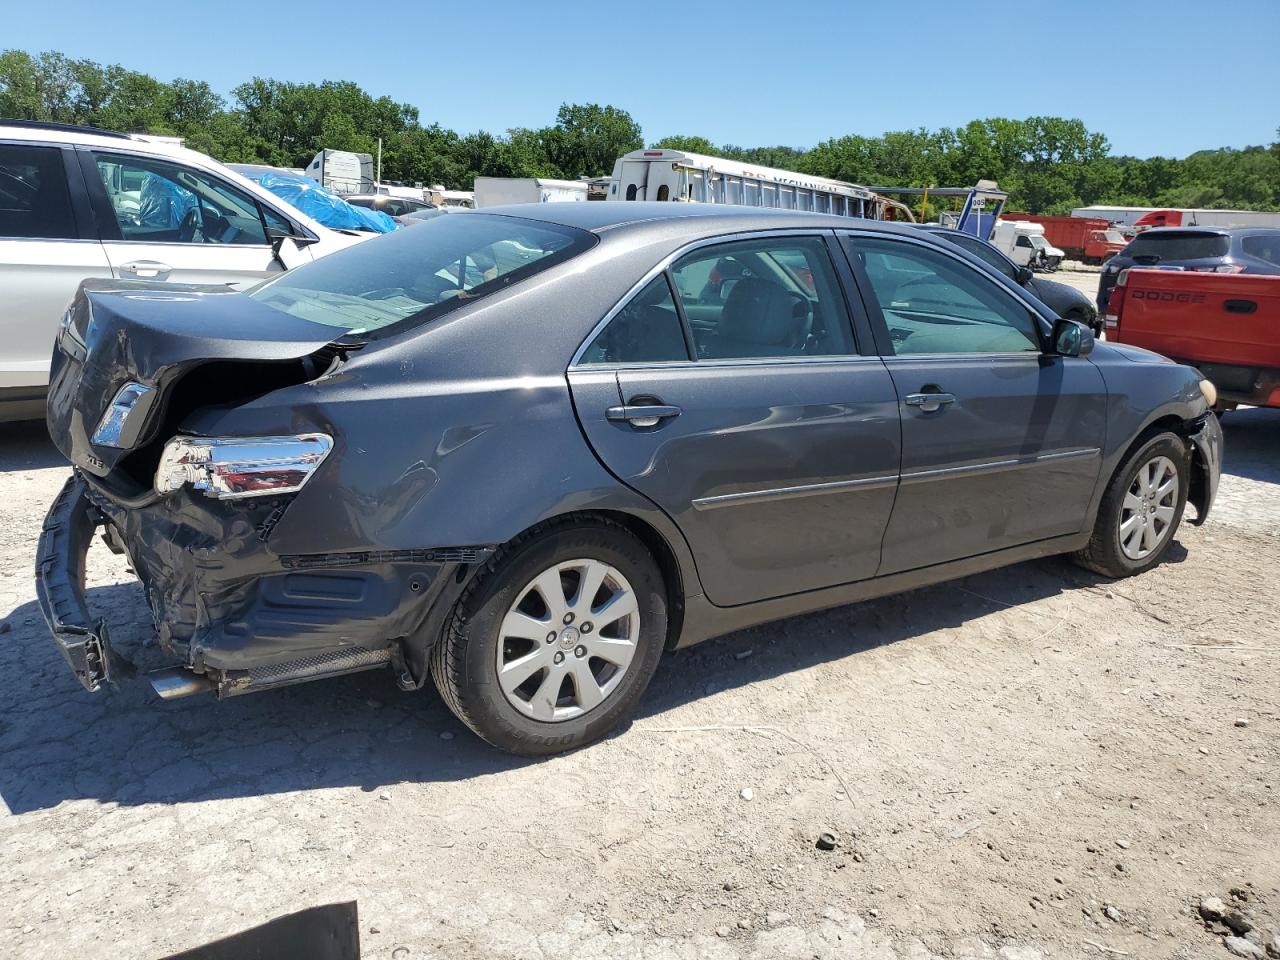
[150,669,213,700]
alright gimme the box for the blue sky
[3,0,1276,158]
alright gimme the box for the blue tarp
[239,170,397,234]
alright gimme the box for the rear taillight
[155,434,333,500]
[1105,269,1130,333]
[1188,263,1245,274]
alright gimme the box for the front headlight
[155,434,333,499]
[1199,379,1218,407]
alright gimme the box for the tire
[430,519,667,756]
[1073,432,1190,579]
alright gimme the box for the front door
[569,233,901,606]
[842,232,1108,575]
[84,149,284,289]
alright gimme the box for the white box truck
[474,177,588,208]
[305,150,375,195]
[990,221,1065,271]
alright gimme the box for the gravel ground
[2,275,1277,958]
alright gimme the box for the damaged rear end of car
[37,280,482,700]
[37,212,598,703]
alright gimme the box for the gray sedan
[38,204,1221,755]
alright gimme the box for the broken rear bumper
[36,472,491,698]
[35,474,136,691]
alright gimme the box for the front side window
[850,237,1042,356]
[670,237,855,360]
[942,232,1018,281]
[93,152,268,246]
[0,143,76,240]
[249,213,593,339]
[579,275,688,364]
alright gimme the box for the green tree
[544,102,642,178]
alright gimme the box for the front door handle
[904,392,956,413]
[606,403,682,428]
[119,260,172,280]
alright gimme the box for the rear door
[617,161,651,201]
[0,140,111,400]
[81,149,286,288]
[568,231,901,606]
[841,231,1107,575]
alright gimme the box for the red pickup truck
[1106,268,1280,409]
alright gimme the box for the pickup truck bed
[1106,269,1280,408]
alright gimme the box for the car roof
[474,201,927,239]
[1,121,205,162]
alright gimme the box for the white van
[0,121,369,421]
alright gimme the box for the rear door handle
[606,404,682,428]
[119,260,172,280]
[904,392,956,413]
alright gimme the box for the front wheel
[431,520,667,755]
[1073,432,1190,578]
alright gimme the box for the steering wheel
[176,206,201,243]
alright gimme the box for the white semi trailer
[473,177,588,207]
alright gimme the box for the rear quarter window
[1124,231,1230,261]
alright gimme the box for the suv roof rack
[0,119,134,140]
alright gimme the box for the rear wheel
[1073,432,1189,578]
[431,520,667,755]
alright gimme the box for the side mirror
[1051,317,1095,357]
[269,234,311,272]
[1015,265,1034,285]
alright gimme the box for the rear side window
[670,237,855,360]
[1241,235,1280,267]
[579,275,689,364]
[0,144,77,240]
[250,213,594,339]
[1125,231,1230,261]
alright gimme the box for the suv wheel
[1073,432,1190,578]
[431,519,667,755]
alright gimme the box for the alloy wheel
[1118,455,1178,561]
[494,559,640,722]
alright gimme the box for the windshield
[248,214,594,339]
[1029,235,1048,250]
[1125,230,1230,262]
[1104,229,1125,243]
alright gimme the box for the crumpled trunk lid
[47,279,342,498]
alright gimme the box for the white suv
[0,121,369,421]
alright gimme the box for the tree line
[3,49,1278,216]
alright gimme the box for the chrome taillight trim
[154,434,334,500]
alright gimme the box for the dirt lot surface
[2,274,1277,959]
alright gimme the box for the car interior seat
[714,277,807,357]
